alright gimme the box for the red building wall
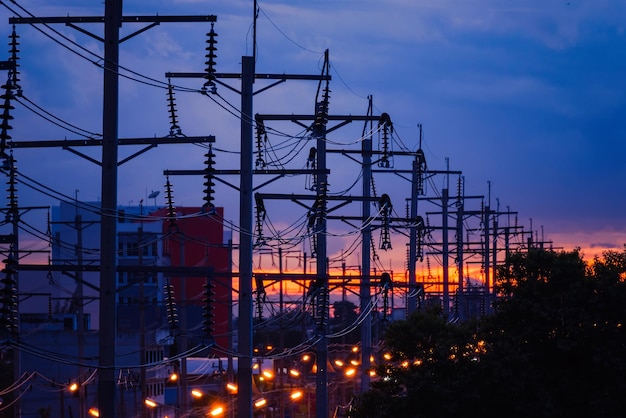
[153,207,232,351]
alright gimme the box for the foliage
[350,248,626,418]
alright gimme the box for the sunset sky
[1,0,625,277]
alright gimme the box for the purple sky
[1,0,625,271]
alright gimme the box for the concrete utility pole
[98,2,122,416]
[238,54,255,418]
[313,51,330,418]
[360,96,373,392]
[165,61,330,418]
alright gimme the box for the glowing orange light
[169,373,179,382]
[289,369,300,377]
[290,390,303,401]
[254,398,267,408]
[226,383,238,394]
[369,370,377,377]
[345,368,356,377]
[191,389,203,398]
[208,406,224,416]
[383,353,392,360]
[88,408,99,417]
[302,354,311,362]
[334,360,344,367]
[350,360,359,366]
[352,346,359,353]
[144,399,157,408]
[262,370,274,379]
[69,383,79,392]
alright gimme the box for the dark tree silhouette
[350,248,626,418]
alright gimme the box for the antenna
[148,190,160,207]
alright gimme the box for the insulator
[415,148,426,195]
[164,176,177,228]
[406,245,410,270]
[8,25,21,91]
[204,22,218,88]
[164,280,179,332]
[254,276,267,320]
[0,88,15,156]
[202,280,216,338]
[310,234,317,259]
[254,193,266,245]
[166,80,181,137]
[254,117,266,168]
[0,255,18,336]
[315,285,329,332]
[202,145,216,212]
[6,160,18,212]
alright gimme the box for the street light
[208,405,224,416]
[290,390,303,401]
[226,383,238,394]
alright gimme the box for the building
[13,201,233,418]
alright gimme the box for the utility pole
[165,57,330,418]
[99,2,122,416]
[313,51,330,418]
[360,97,373,392]
[238,54,255,418]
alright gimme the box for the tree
[350,248,626,418]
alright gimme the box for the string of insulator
[309,234,317,259]
[5,153,18,218]
[0,255,18,337]
[0,81,15,158]
[8,26,21,93]
[406,244,410,270]
[164,175,177,229]
[164,279,179,334]
[305,146,316,191]
[203,22,218,93]
[254,193,266,246]
[370,229,379,261]
[416,215,425,261]
[378,194,392,250]
[456,176,463,207]
[315,284,328,332]
[378,113,394,168]
[45,210,53,248]
[0,27,20,157]
[313,89,330,134]
[202,143,216,213]
[167,79,182,137]
[380,272,392,320]
[415,148,426,195]
[254,276,266,321]
[202,279,215,339]
[254,116,266,168]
